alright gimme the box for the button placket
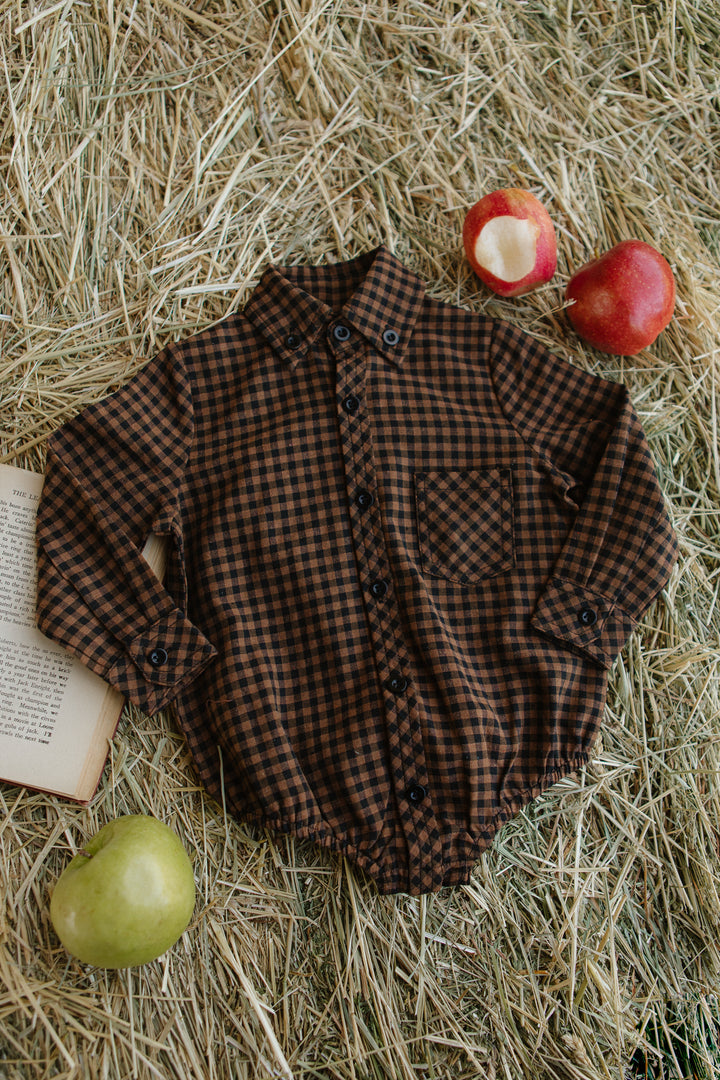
[334,345,444,889]
[340,388,391,598]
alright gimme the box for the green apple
[50,814,196,968]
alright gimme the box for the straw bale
[1,1,719,1078]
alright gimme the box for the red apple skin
[565,240,675,355]
[462,188,557,297]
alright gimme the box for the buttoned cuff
[530,578,635,669]
[107,608,218,715]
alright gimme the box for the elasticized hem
[434,751,592,888]
[218,752,592,896]
[223,810,394,886]
[493,750,591,833]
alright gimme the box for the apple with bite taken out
[50,814,196,968]
[565,239,675,355]
[463,188,557,296]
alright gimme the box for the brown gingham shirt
[35,247,678,895]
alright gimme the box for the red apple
[462,188,557,297]
[565,239,675,355]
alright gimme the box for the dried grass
[1,1,719,1078]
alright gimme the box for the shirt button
[333,324,351,342]
[406,783,427,805]
[148,647,168,668]
[342,394,360,414]
[382,328,400,347]
[386,672,408,694]
[355,489,374,510]
[370,579,388,599]
[578,606,598,628]
[285,332,302,349]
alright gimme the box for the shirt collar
[244,246,426,368]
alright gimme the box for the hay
[1,1,719,1077]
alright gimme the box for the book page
[0,464,165,802]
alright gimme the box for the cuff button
[578,606,598,628]
[148,647,168,668]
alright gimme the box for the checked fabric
[35,247,678,894]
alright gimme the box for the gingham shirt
[36,247,678,894]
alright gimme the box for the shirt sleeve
[35,344,217,715]
[489,319,678,669]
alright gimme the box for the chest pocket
[414,468,515,584]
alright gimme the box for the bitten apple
[565,239,675,355]
[50,815,196,968]
[463,188,557,297]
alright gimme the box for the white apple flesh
[50,814,196,968]
[471,216,539,282]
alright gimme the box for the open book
[0,462,166,803]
